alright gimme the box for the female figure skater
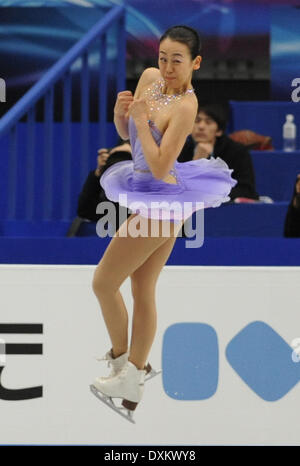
[90,25,237,423]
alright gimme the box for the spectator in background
[284,174,300,237]
[178,103,259,201]
[77,141,132,223]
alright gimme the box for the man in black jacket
[178,103,259,201]
[77,142,132,223]
[284,174,300,237]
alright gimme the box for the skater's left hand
[128,99,149,123]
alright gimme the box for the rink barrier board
[0,236,300,266]
[0,265,299,445]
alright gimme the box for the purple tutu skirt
[100,157,237,223]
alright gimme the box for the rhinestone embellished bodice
[143,78,195,122]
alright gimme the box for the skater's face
[158,38,201,91]
[192,111,223,144]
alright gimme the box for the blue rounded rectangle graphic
[162,323,218,400]
[226,321,300,401]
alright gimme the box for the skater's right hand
[114,91,134,119]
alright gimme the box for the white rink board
[0,264,300,446]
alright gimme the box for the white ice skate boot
[90,361,146,424]
[96,349,129,380]
[96,348,161,382]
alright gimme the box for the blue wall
[1,236,300,266]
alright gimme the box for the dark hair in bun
[159,25,202,59]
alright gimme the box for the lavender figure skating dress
[100,116,237,223]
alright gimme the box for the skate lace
[95,354,117,376]
[95,355,108,363]
[107,360,117,376]
[119,363,146,381]
[119,365,128,379]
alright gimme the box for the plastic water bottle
[283,114,297,152]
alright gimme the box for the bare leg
[129,236,178,369]
[100,289,129,358]
[92,214,181,359]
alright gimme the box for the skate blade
[145,368,162,382]
[90,384,135,424]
